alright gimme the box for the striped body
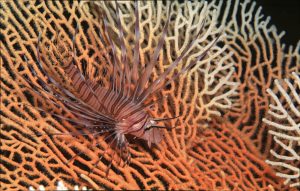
[63,62,163,146]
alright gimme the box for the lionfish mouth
[20,0,221,175]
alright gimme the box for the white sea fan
[263,72,300,188]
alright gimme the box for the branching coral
[212,0,300,158]
[263,72,300,187]
[0,0,298,190]
[90,1,239,146]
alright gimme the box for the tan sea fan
[263,72,300,188]
[215,0,300,158]
[91,0,239,119]
[88,0,239,148]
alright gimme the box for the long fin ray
[132,3,172,100]
[137,18,208,103]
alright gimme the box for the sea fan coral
[216,0,300,157]
[263,72,300,188]
[14,0,223,175]
[0,0,298,190]
[89,1,239,148]
[92,0,238,119]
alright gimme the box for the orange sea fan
[0,0,298,190]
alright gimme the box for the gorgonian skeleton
[20,1,220,175]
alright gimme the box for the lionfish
[21,1,220,175]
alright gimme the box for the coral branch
[263,72,300,187]
[91,0,238,147]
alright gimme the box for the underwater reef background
[0,0,299,190]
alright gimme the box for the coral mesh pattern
[0,0,298,191]
[217,0,300,158]
[264,72,300,187]
[91,0,239,152]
